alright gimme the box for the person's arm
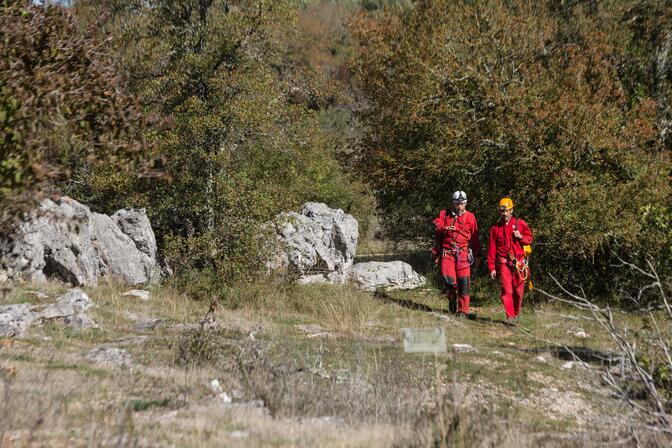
[431,210,446,261]
[434,210,446,230]
[470,215,482,257]
[518,219,533,245]
[487,226,497,273]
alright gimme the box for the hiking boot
[457,312,467,319]
[506,316,517,325]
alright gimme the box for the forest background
[1,0,671,303]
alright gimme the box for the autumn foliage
[0,0,152,228]
[351,0,671,296]
[1,0,669,294]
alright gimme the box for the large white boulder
[270,203,426,292]
[0,304,35,338]
[0,197,158,286]
[91,213,155,286]
[111,208,157,260]
[0,198,99,285]
[348,261,426,292]
[271,202,358,275]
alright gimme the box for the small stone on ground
[451,343,478,353]
[86,347,131,367]
[122,289,150,301]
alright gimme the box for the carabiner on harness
[467,248,475,266]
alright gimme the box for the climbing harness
[441,245,473,264]
[440,212,474,265]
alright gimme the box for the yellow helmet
[499,197,514,210]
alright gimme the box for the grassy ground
[0,278,661,447]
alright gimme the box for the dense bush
[350,0,671,299]
[0,0,152,230]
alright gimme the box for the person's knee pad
[443,275,456,289]
[457,276,470,296]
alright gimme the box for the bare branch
[537,260,672,433]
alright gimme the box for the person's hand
[513,229,522,239]
[490,270,497,280]
[431,247,439,264]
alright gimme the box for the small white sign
[401,328,446,353]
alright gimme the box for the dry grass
[0,279,664,446]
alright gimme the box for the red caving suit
[487,217,533,318]
[433,210,482,313]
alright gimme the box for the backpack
[515,217,532,259]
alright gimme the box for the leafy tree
[0,0,151,229]
[73,0,363,281]
[351,0,671,297]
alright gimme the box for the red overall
[487,218,533,318]
[433,210,481,313]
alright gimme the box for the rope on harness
[514,258,534,290]
[515,258,529,281]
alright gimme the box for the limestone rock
[451,343,478,353]
[348,261,426,291]
[0,304,35,337]
[0,197,99,285]
[0,288,97,337]
[0,197,158,286]
[36,289,98,330]
[63,313,99,330]
[54,288,92,311]
[86,347,131,367]
[271,202,358,275]
[91,213,155,286]
[122,289,150,301]
[297,274,329,285]
[270,203,425,292]
[209,379,224,394]
[111,208,157,260]
[297,271,347,286]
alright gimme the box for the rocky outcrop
[349,261,426,291]
[0,197,158,286]
[111,209,157,260]
[0,198,100,285]
[271,203,425,291]
[271,202,358,275]
[0,288,97,337]
[91,213,155,286]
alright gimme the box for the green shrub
[71,0,368,283]
[174,326,242,368]
[350,0,671,299]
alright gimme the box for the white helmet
[452,190,467,203]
